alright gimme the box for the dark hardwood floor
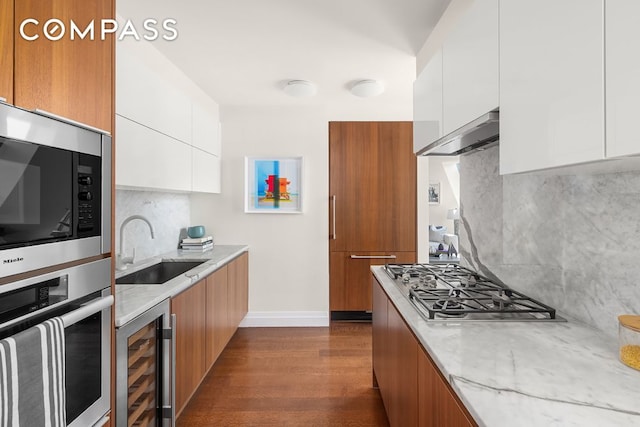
[177,323,389,427]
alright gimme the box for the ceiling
[117,0,451,111]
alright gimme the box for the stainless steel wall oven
[0,103,111,279]
[0,258,112,427]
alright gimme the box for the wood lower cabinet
[387,297,419,427]
[13,0,114,132]
[205,266,232,371]
[373,278,477,427]
[173,253,249,419]
[329,121,416,314]
[331,252,415,311]
[228,252,249,328]
[419,349,475,427]
[171,280,206,416]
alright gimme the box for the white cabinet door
[442,0,498,135]
[116,46,192,144]
[606,0,640,158]
[192,148,221,193]
[414,49,443,154]
[116,115,192,192]
[499,0,604,175]
[192,100,221,156]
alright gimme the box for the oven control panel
[0,276,69,326]
[76,154,101,237]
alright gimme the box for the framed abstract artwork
[245,157,303,213]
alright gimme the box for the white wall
[190,106,329,326]
[190,104,412,326]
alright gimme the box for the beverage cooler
[116,300,175,427]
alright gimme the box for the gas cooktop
[384,264,564,322]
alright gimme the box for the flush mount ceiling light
[283,80,317,97]
[350,79,384,98]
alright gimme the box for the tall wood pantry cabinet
[329,122,416,318]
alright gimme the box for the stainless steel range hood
[415,110,499,156]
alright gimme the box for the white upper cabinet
[116,46,192,144]
[442,0,498,135]
[606,0,640,158]
[116,115,192,192]
[499,0,604,174]
[116,41,221,194]
[413,49,443,154]
[192,148,221,193]
[192,100,221,156]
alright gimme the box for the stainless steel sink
[115,261,206,285]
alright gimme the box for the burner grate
[385,263,559,321]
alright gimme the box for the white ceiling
[117,0,451,111]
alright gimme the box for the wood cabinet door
[228,253,249,328]
[387,301,419,427]
[329,122,416,313]
[171,280,206,416]
[205,266,228,371]
[372,278,389,413]
[329,122,416,252]
[376,122,417,251]
[418,348,476,427]
[0,0,13,103]
[14,0,114,132]
[330,252,415,311]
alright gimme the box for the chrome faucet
[117,215,155,270]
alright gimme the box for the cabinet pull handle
[331,195,337,240]
[159,314,177,424]
[350,255,397,259]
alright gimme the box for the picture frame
[428,182,440,205]
[245,157,303,213]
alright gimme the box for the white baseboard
[239,311,329,327]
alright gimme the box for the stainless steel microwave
[0,103,111,279]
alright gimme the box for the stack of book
[180,235,214,252]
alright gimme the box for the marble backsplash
[458,146,640,337]
[115,190,190,262]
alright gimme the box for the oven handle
[60,295,113,328]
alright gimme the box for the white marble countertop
[114,245,249,327]
[371,266,640,427]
